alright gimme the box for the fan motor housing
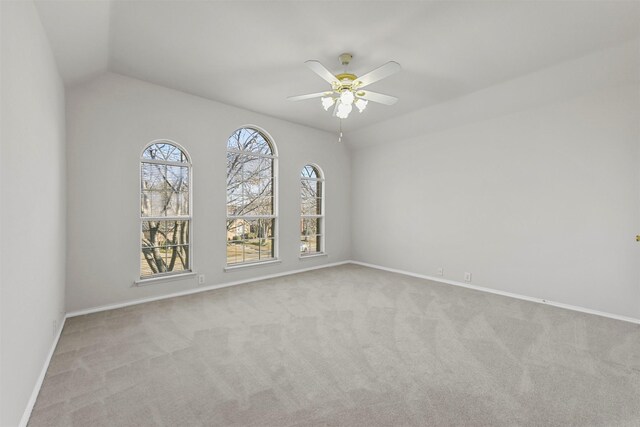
[335,73,357,82]
[332,72,360,92]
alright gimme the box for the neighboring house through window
[226,127,277,265]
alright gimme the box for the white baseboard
[68,258,640,324]
[350,260,640,325]
[66,260,351,318]
[19,316,66,427]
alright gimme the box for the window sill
[224,259,281,272]
[134,271,196,286]
[299,253,328,260]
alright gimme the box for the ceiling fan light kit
[287,53,401,121]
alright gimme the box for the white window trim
[299,253,328,260]
[300,164,325,257]
[226,126,279,267]
[134,271,197,286]
[139,140,194,281]
[224,259,282,272]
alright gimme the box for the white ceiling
[35,0,640,134]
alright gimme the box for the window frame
[225,125,279,269]
[138,140,193,282]
[300,164,325,258]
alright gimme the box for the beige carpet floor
[29,264,640,426]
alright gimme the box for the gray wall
[350,43,640,319]
[65,72,351,312]
[1,1,67,425]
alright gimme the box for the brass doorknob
[636,235,640,242]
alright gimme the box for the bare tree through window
[226,128,277,265]
[140,142,191,277]
[300,165,324,255]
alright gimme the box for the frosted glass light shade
[321,97,335,111]
[355,98,368,112]
[336,102,352,119]
[339,90,355,105]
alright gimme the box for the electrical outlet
[437,267,444,276]
[198,274,205,285]
[464,272,472,283]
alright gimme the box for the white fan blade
[358,90,398,105]
[305,60,338,85]
[355,61,401,88]
[287,92,332,102]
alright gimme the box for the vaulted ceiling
[35,0,640,134]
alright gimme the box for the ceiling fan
[287,53,401,120]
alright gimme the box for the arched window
[140,141,191,278]
[300,164,324,256]
[226,127,277,266]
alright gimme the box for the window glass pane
[257,158,273,180]
[241,156,261,179]
[311,235,321,253]
[243,239,261,263]
[227,219,242,240]
[164,220,189,245]
[244,196,272,216]
[170,190,189,217]
[300,237,310,254]
[260,238,274,259]
[227,219,243,240]
[141,163,164,190]
[300,165,323,256]
[226,240,243,265]
[300,235,321,254]
[141,221,190,277]
[258,218,275,238]
[227,132,243,152]
[227,152,242,183]
[226,128,276,266]
[227,155,273,216]
[244,181,272,214]
[301,198,322,216]
[141,163,189,217]
[142,143,188,163]
[141,191,150,216]
[140,142,191,278]
[142,220,167,247]
[301,165,318,179]
[227,219,273,239]
[140,252,155,277]
[227,153,242,197]
[227,128,272,156]
[241,128,272,155]
[163,245,189,272]
[227,239,276,265]
[301,180,319,199]
[227,195,245,216]
[167,164,189,188]
[141,190,187,217]
[301,218,321,236]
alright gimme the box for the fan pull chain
[338,119,343,143]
